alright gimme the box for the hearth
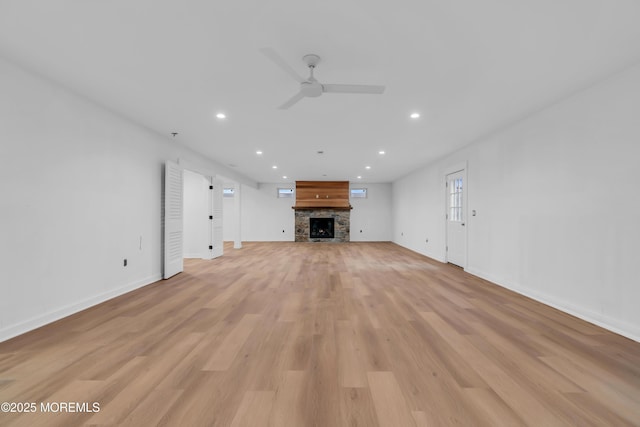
[310,218,334,239]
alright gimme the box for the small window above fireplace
[350,188,367,198]
[278,188,294,198]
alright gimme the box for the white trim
[394,241,447,263]
[233,183,242,249]
[184,253,207,259]
[202,175,215,260]
[443,161,468,176]
[426,253,447,264]
[393,241,640,342]
[465,266,640,343]
[0,274,161,343]
[211,178,225,257]
[444,162,468,269]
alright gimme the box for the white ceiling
[1,0,640,183]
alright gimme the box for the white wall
[0,56,255,342]
[240,183,295,241]
[350,183,393,242]
[392,166,445,261]
[183,169,209,258]
[392,62,640,341]
[232,183,394,242]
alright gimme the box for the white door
[446,170,466,267]
[211,179,224,258]
[164,161,184,279]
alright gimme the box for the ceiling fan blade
[322,84,386,94]
[260,48,306,83]
[278,92,306,109]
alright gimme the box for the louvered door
[164,161,184,278]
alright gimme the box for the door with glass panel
[446,170,466,267]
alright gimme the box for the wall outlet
[123,259,127,267]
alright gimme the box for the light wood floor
[1,242,639,426]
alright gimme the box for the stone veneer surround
[294,209,350,242]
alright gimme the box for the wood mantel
[292,205,352,210]
[293,181,352,209]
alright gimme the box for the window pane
[350,188,367,198]
[278,188,294,198]
[223,188,234,197]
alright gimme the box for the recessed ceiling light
[365,166,371,170]
[378,150,385,155]
[410,112,420,119]
[272,165,278,169]
[282,175,287,179]
[357,175,362,179]
[216,113,226,119]
[256,150,263,155]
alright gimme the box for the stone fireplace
[293,181,352,243]
[295,209,350,242]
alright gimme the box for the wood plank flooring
[1,242,639,426]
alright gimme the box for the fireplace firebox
[310,218,334,239]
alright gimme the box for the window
[350,188,367,199]
[223,188,234,198]
[278,188,294,198]
[448,178,463,221]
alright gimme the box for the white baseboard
[391,241,446,263]
[465,267,640,343]
[388,242,639,342]
[183,253,205,259]
[0,274,162,343]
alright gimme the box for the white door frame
[233,183,242,249]
[175,158,224,261]
[444,162,468,269]
[210,178,224,258]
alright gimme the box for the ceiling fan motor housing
[301,81,323,97]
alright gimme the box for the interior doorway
[163,161,223,279]
[183,169,210,259]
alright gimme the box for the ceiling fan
[260,48,386,109]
